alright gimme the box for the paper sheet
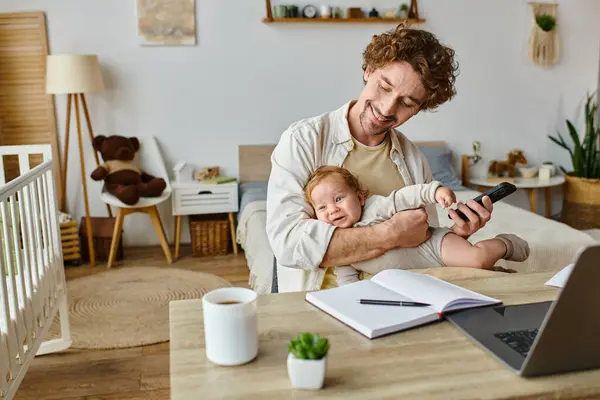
[545,264,574,288]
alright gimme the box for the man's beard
[359,106,392,136]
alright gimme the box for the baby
[303,165,530,286]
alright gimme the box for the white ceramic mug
[202,287,258,366]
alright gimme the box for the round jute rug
[45,267,231,349]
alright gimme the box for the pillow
[418,146,466,191]
[238,181,268,221]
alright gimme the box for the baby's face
[309,175,364,228]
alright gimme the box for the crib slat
[29,179,48,321]
[36,176,49,268]
[43,173,58,311]
[44,169,65,293]
[35,176,51,314]
[0,332,10,396]
[17,153,29,177]
[1,201,25,363]
[0,156,5,186]
[18,186,40,333]
[9,193,33,350]
[41,174,56,314]
[0,224,18,380]
[39,174,54,312]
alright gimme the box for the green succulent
[400,3,409,11]
[288,333,330,360]
[536,14,556,32]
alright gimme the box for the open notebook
[306,269,501,339]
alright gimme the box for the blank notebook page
[306,280,438,338]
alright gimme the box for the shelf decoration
[263,0,425,24]
[528,2,559,67]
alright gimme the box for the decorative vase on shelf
[397,4,409,19]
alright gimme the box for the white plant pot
[287,353,327,390]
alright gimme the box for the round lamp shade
[46,54,105,94]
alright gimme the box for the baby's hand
[435,186,456,208]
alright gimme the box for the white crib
[0,145,71,400]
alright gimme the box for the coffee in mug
[202,287,258,366]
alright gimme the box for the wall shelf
[263,0,424,25]
[262,17,426,24]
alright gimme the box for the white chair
[101,136,173,268]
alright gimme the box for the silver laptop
[446,244,600,377]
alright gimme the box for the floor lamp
[46,54,111,267]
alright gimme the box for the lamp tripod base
[60,93,111,267]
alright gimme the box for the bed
[236,142,597,294]
[0,145,71,399]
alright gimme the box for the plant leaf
[583,95,596,178]
[567,120,583,176]
[548,135,571,152]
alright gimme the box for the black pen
[358,299,431,307]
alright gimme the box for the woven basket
[189,214,230,257]
[560,174,600,229]
[60,220,81,265]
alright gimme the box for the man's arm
[266,128,333,270]
[319,209,430,268]
[266,128,430,270]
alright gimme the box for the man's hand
[447,196,493,238]
[378,208,431,250]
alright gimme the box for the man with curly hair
[266,24,494,293]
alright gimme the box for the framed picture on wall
[136,0,196,46]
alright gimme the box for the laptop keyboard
[494,328,539,358]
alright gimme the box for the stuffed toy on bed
[90,135,166,205]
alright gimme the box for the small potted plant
[287,332,330,390]
[536,14,556,33]
[397,3,409,19]
[542,161,556,175]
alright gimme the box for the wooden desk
[170,269,600,399]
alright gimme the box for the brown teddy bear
[90,135,166,205]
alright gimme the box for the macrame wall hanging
[528,2,559,67]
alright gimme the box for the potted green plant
[287,332,330,390]
[548,92,600,228]
[542,161,556,175]
[536,14,556,32]
[397,3,409,19]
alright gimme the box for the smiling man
[266,24,494,293]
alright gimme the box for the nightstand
[172,181,239,259]
[469,176,565,217]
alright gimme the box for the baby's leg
[351,227,447,275]
[440,233,530,269]
[333,266,360,286]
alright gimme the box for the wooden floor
[14,246,251,400]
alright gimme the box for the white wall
[2,0,599,246]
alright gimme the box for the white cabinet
[172,182,238,216]
[171,181,239,258]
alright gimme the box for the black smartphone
[448,182,517,221]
